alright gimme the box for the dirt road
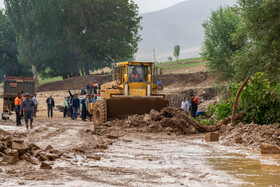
[1,115,280,186]
[1,89,280,186]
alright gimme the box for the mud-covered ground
[0,90,280,186]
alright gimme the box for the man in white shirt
[181,97,189,115]
[32,93,39,117]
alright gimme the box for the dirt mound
[220,123,280,149]
[0,130,63,167]
[95,107,217,135]
[37,74,112,92]
[159,72,216,88]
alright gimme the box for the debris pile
[220,122,280,149]
[0,130,62,169]
[101,107,218,135]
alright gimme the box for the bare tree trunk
[81,67,85,76]
[31,65,39,85]
[84,63,90,75]
[231,77,250,125]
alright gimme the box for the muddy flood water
[1,128,279,187]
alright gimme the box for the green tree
[201,6,245,81]
[5,0,141,80]
[232,0,280,81]
[168,57,173,62]
[173,45,180,63]
[0,10,31,82]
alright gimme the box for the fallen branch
[217,113,244,126]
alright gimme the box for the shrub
[215,72,280,124]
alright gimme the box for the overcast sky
[0,0,187,14]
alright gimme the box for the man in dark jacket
[190,94,198,119]
[72,93,80,120]
[46,95,55,118]
[20,93,37,129]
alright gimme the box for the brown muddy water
[1,128,280,186]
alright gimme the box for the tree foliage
[232,0,280,81]
[173,45,180,62]
[3,0,141,82]
[0,10,31,82]
[202,1,280,82]
[201,6,244,81]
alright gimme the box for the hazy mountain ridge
[136,0,237,62]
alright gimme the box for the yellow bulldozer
[92,61,169,124]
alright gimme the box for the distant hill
[136,0,237,62]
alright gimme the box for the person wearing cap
[46,95,55,118]
[129,67,140,82]
[14,93,22,126]
[20,93,37,129]
[190,94,198,119]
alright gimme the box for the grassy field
[39,76,63,84]
[156,57,202,66]
[161,61,206,70]
[156,57,205,70]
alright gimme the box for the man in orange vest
[129,67,140,82]
[14,93,22,126]
[93,82,98,94]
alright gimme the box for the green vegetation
[202,1,280,82]
[173,45,181,63]
[0,10,32,83]
[2,0,141,83]
[214,72,280,124]
[161,61,205,70]
[201,6,244,81]
[157,57,202,66]
[38,77,63,84]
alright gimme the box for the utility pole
[153,48,156,63]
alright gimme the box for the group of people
[61,90,99,121]
[84,81,102,95]
[14,92,38,129]
[181,94,198,119]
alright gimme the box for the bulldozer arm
[107,96,168,120]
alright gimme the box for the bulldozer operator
[129,67,141,82]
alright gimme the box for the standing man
[86,83,91,95]
[190,94,198,119]
[32,93,39,118]
[14,93,22,126]
[181,96,189,115]
[98,80,102,93]
[62,97,68,118]
[72,93,80,120]
[81,96,87,121]
[20,93,37,129]
[93,81,98,94]
[46,95,55,118]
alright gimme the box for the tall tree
[201,6,244,81]
[232,0,280,81]
[173,45,180,63]
[0,10,31,82]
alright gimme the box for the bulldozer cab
[114,61,157,96]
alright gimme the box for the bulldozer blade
[107,96,169,120]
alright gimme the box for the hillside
[136,0,237,61]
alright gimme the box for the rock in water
[260,143,280,154]
[205,132,219,142]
